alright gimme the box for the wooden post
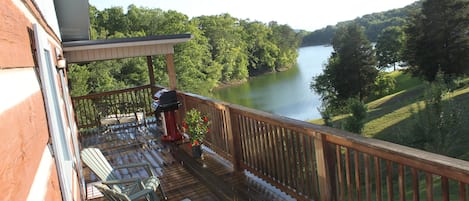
[166,53,177,90]
[314,133,335,201]
[226,107,243,172]
[146,56,156,94]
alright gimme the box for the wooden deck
[80,122,293,201]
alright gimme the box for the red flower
[182,121,188,129]
[203,116,209,122]
[193,140,199,146]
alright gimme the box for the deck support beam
[166,53,177,90]
[146,56,156,94]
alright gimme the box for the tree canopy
[311,23,378,112]
[376,26,405,70]
[68,5,301,96]
[404,0,469,81]
[301,0,422,46]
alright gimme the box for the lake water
[210,45,333,121]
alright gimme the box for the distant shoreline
[213,65,294,90]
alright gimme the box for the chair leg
[148,191,159,201]
[158,185,167,201]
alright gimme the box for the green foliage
[194,14,249,83]
[302,1,422,46]
[68,5,301,97]
[242,21,279,75]
[376,26,405,70]
[373,72,397,97]
[404,0,469,81]
[407,76,469,157]
[344,98,368,134]
[68,64,91,96]
[182,108,211,145]
[318,105,334,127]
[311,23,378,114]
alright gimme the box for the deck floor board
[81,123,293,201]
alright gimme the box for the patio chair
[81,148,166,200]
[94,183,157,201]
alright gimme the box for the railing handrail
[73,84,153,100]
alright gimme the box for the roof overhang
[54,0,90,41]
[63,34,193,63]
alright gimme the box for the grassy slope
[308,72,469,199]
[309,71,469,143]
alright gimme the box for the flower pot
[192,145,202,158]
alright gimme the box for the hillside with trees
[310,0,469,160]
[68,5,301,97]
[301,0,422,46]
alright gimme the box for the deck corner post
[314,132,337,201]
[226,107,243,172]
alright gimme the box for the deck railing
[72,86,469,200]
[72,85,156,129]
[178,90,469,201]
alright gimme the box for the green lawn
[309,71,469,152]
[308,72,469,200]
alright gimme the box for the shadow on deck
[80,121,293,201]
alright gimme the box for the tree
[269,22,300,70]
[407,74,469,157]
[376,26,405,71]
[195,14,249,83]
[404,0,469,81]
[311,23,378,113]
[373,72,396,97]
[344,98,368,134]
[241,21,280,76]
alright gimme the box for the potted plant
[182,108,210,158]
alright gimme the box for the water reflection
[211,46,333,121]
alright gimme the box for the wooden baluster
[426,173,433,201]
[398,164,405,201]
[286,129,294,188]
[442,176,449,201]
[248,118,257,170]
[309,135,320,201]
[411,168,419,201]
[290,131,300,191]
[302,134,312,199]
[364,154,371,201]
[345,148,353,201]
[296,132,306,195]
[239,115,249,167]
[337,146,345,201]
[268,124,275,179]
[387,161,393,201]
[355,150,361,201]
[375,157,382,201]
[268,124,278,182]
[278,127,287,186]
[459,182,467,201]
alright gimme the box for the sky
[89,0,418,31]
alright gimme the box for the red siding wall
[0,0,65,200]
[0,0,35,69]
[0,91,63,200]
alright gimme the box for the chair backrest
[94,183,131,201]
[81,148,119,182]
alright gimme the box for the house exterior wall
[0,0,81,200]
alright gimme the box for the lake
[210,45,333,121]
